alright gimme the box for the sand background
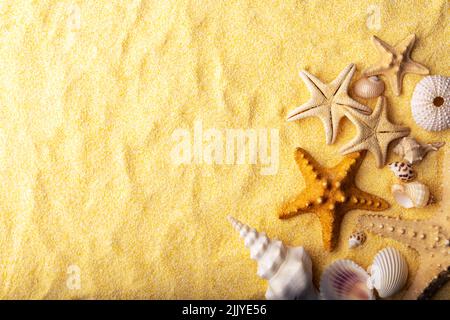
[0,0,448,299]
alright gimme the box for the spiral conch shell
[320,260,374,300]
[353,76,385,99]
[411,75,449,132]
[393,137,445,164]
[228,216,318,300]
[391,182,431,208]
[367,247,408,298]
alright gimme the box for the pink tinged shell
[353,76,385,99]
[411,75,450,132]
[320,260,374,300]
[388,162,416,182]
[367,247,408,298]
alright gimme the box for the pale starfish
[363,34,429,96]
[280,148,389,251]
[287,63,371,145]
[340,96,410,168]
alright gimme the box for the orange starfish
[280,148,390,251]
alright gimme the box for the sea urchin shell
[411,75,450,131]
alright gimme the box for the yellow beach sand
[0,0,448,299]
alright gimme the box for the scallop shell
[228,216,318,300]
[393,136,445,164]
[367,247,408,298]
[353,76,385,99]
[320,260,374,300]
[388,162,416,182]
[411,75,450,131]
[391,182,431,208]
[348,231,367,249]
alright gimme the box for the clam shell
[367,247,408,298]
[388,162,416,182]
[320,260,374,300]
[348,231,367,249]
[391,182,431,208]
[411,75,450,132]
[353,76,385,99]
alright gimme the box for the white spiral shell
[228,216,318,300]
[367,247,408,298]
[320,260,374,300]
[411,75,450,131]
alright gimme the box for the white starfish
[287,63,371,145]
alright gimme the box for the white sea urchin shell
[411,75,450,131]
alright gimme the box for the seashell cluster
[228,216,318,300]
[348,231,367,249]
[393,137,445,164]
[320,247,408,299]
[411,75,450,132]
[388,162,416,182]
[367,247,408,298]
[391,182,432,208]
[353,76,385,99]
[320,260,374,300]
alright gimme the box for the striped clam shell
[367,247,408,298]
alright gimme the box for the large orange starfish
[280,148,390,251]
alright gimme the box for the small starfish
[358,150,450,300]
[287,63,371,145]
[280,148,389,251]
[340,96,410,168]
[363,34,429,96]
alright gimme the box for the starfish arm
[287,99,322,121]
[403,60,430,75]
[396,34,416,56]
[335,97,372,114]
[279,148,326,219]
[299,70,330,98]
[386,71,403,96]
[330,63,355,93]
[317,208,343,251]
[372,35,395,55]
[331,151,364,182]
[358,215,424,249]
[279,192,320,219]
[316,110,335,145]
[344,186,390,212]
[363,64,389,77]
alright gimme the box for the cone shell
[320,260,374,300]
[348,231,367,249]
[228,216,318,300]
[411,75,450,131]
[353,76,385,99]
[367,247,408,298]
[391,182,431,208]
[388,162,416,182]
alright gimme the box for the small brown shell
[353,76,385,99]
[388,162,416,182]
[349,231,367,249]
